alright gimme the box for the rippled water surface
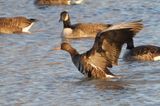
[0,0,160,106]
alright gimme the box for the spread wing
[76,21,143,77]
[85,28,136,71]
[109,20,143,49]
[108,20,143,35]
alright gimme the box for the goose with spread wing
[60,26,142,79]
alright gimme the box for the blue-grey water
[0,0,160,106]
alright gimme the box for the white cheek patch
[153,56,160,61]
[63,28,73,36]
[64,14,69,21]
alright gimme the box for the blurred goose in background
[60,25,143,79]
[0,16,38,34]
[123,41,160,61]
[35,0,83,6]
[59,11,143,39]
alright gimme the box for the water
[0,0,160,106]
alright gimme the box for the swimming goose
[60,27,140,79]
[124,43,160,61]
[35,0,83,6]
[0,16,38,34]
[59,11,143,39]
[0,25,22,34]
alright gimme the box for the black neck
[126,38,135,49]
[63,19,71,28]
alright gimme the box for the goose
[0,25,22,34]
[0,16,38,34]
[35,0,83,6]
[59,11,143,39]
[123,41,160,61]
[60,26,142,79]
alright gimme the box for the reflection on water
[0,0,160,106]
[75,78,127,91]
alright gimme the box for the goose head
[59,11,71,28]
[61,43,79,57]
[59,11,70,22]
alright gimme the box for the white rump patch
[72,0,84,4]
[62,28,73,36]
[22,23,34,33]
[154,56,160,61]
[105,74,115,78]
[67,0,71,5]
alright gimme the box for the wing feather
[85,28,136,72]
[106,20,143,35]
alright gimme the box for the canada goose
[0,16,38,34]
[60,27,141,79]
[0,25,22,34]
[35,0,83,6]
[59,11,143,39]
[123,43,160,61]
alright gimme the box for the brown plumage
[59,11,143,39]
[35,0,83,5]
[0,16,37,28]
[0,16,38,34]
[0,25,22,34]
[124,45,160,61]
[68,23,111,38]
[35,0,70,5]
[61,27,139,79]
